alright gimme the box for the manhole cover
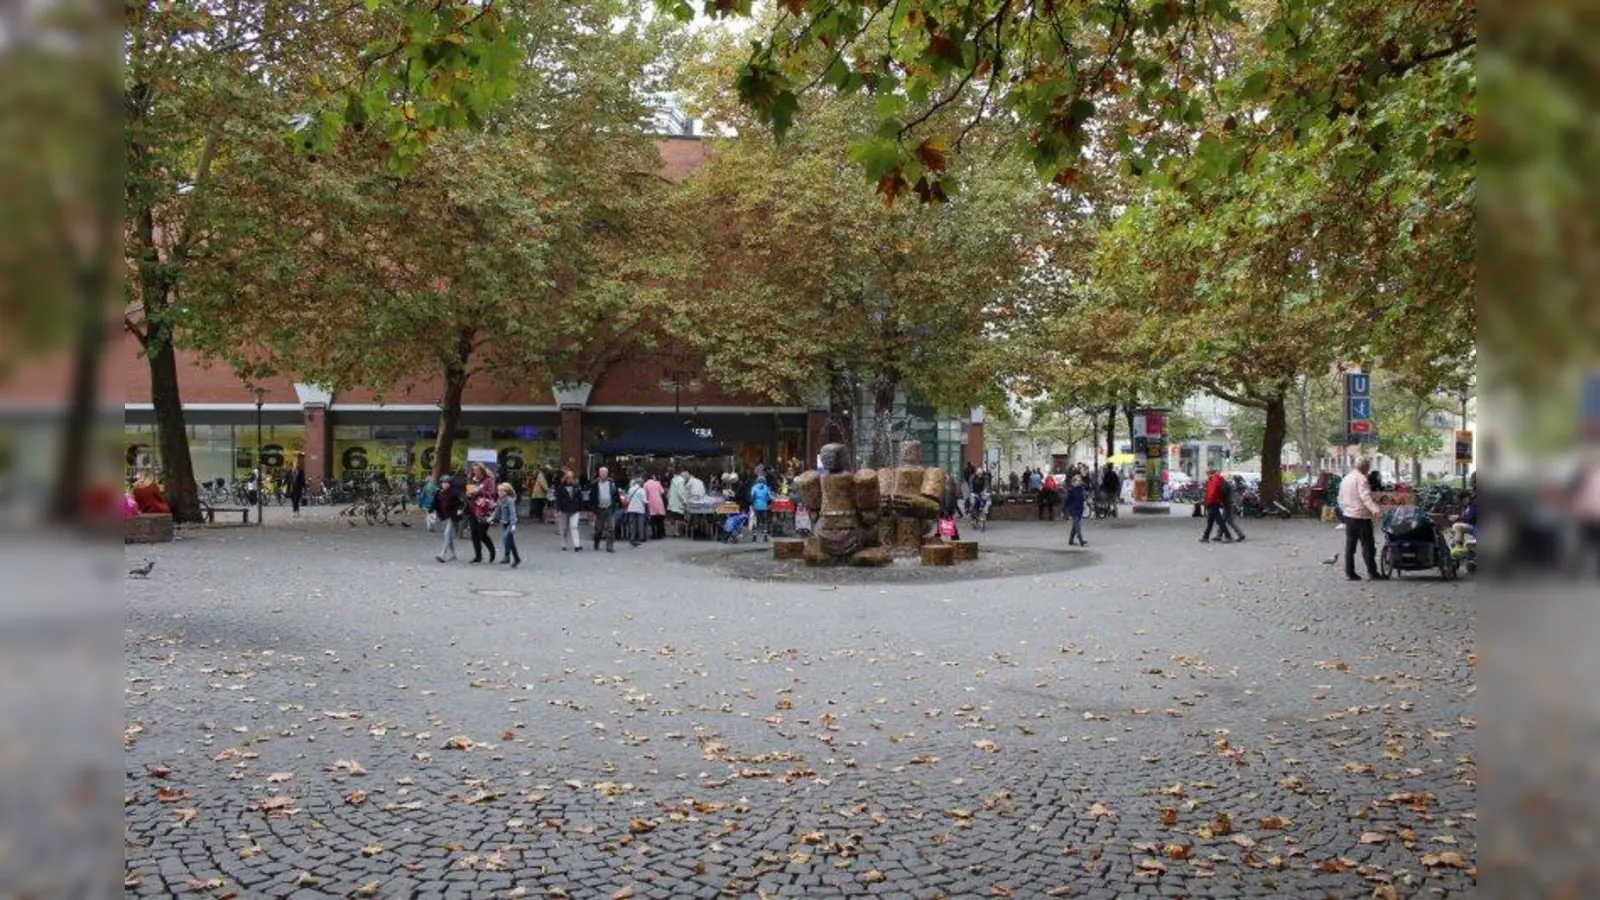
[471,588,527,598]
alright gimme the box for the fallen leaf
[171,808,197,828]
[144,764,170,779]
[973,740,1000,753]
[628,818,659,834]
[1229,834,1256,849]
[1088,802,1114,818]
[345,790,367,806]
[1160,807,1178,827]
[1165,844,1191,860]
[611,886,636,899]
[860,870,887,884]
[1422,851,1470,869]
[1260,816,1288,830]
[354,882,380,897]
[1360,832,1388,844]
[1373,886,1398,900]
[443,735,476,750]
[361,842,383,858]
[265,772,293,783]
[1136,859,1167,874]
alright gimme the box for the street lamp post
[1458,387,1470,489]
[253,388,265,525]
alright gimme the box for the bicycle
[966,490,990,533]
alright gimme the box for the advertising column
[1130,409,1170,505]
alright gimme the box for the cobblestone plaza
[125,512,1476,898]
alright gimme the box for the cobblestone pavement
[126,510,1476,898]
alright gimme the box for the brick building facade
[115,136,983,489]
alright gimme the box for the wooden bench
[947,539,979,561]
[125,514,174,544]
[203,505,253,525]
[920,544,954,567]
[773,538,806,561]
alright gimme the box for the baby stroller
[1379,505,1460,580]
[719,511,751,543]
[1092,488,1118,519]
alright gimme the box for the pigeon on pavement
[128,559,156,578]
[1320,553,1339,566]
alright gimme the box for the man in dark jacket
[588,466,619,552]
[1220,475,1247,542]
[433,479,462,562]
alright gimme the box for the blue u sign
[1346,373,1371,397]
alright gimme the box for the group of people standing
[422,463,740,564]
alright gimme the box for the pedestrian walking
[1338,457,1387,580]
[467,481,497,564]
[624,476,649,546]
[554,469,584,551]
[494,483,522,568]
[645,472,667,539]
[590,466,619,552]
[1221,475,1247,542]
[419,474,439,531]
[525,468,549,525]
[434,478,461,562]
[1199,468,1233,543]
[288,453,308,516]
[1066,475,1088,546]
[750,475,772,541]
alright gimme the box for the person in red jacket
[1199,469,1233,543]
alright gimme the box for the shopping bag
[795,507,812,533]
[937,516,958,539]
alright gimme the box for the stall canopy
[589,422,731,458]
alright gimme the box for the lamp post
[1458,386,1470,489]
[253,388,265,525]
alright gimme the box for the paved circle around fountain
[681,541,1098,583]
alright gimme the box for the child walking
[495,483,522,568]
[1066,475,1089,547]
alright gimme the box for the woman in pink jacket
[645,473,667,540]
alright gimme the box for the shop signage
[1346,371,1374,444]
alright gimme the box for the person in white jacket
[1337,458,1387,581]
[667,472,688,537]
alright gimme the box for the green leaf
[848,136,901,181]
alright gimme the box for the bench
[203,505,253,525]
[125,514,174,544]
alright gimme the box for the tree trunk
[148,331,203,522]
[1295,377,1313,476]
[432,368,468,478]
[1260,394,1288,505]
[1104,404,1116,457]
[868,370,899,469]
[1411,455,1422,485]
[49,293,103,522]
